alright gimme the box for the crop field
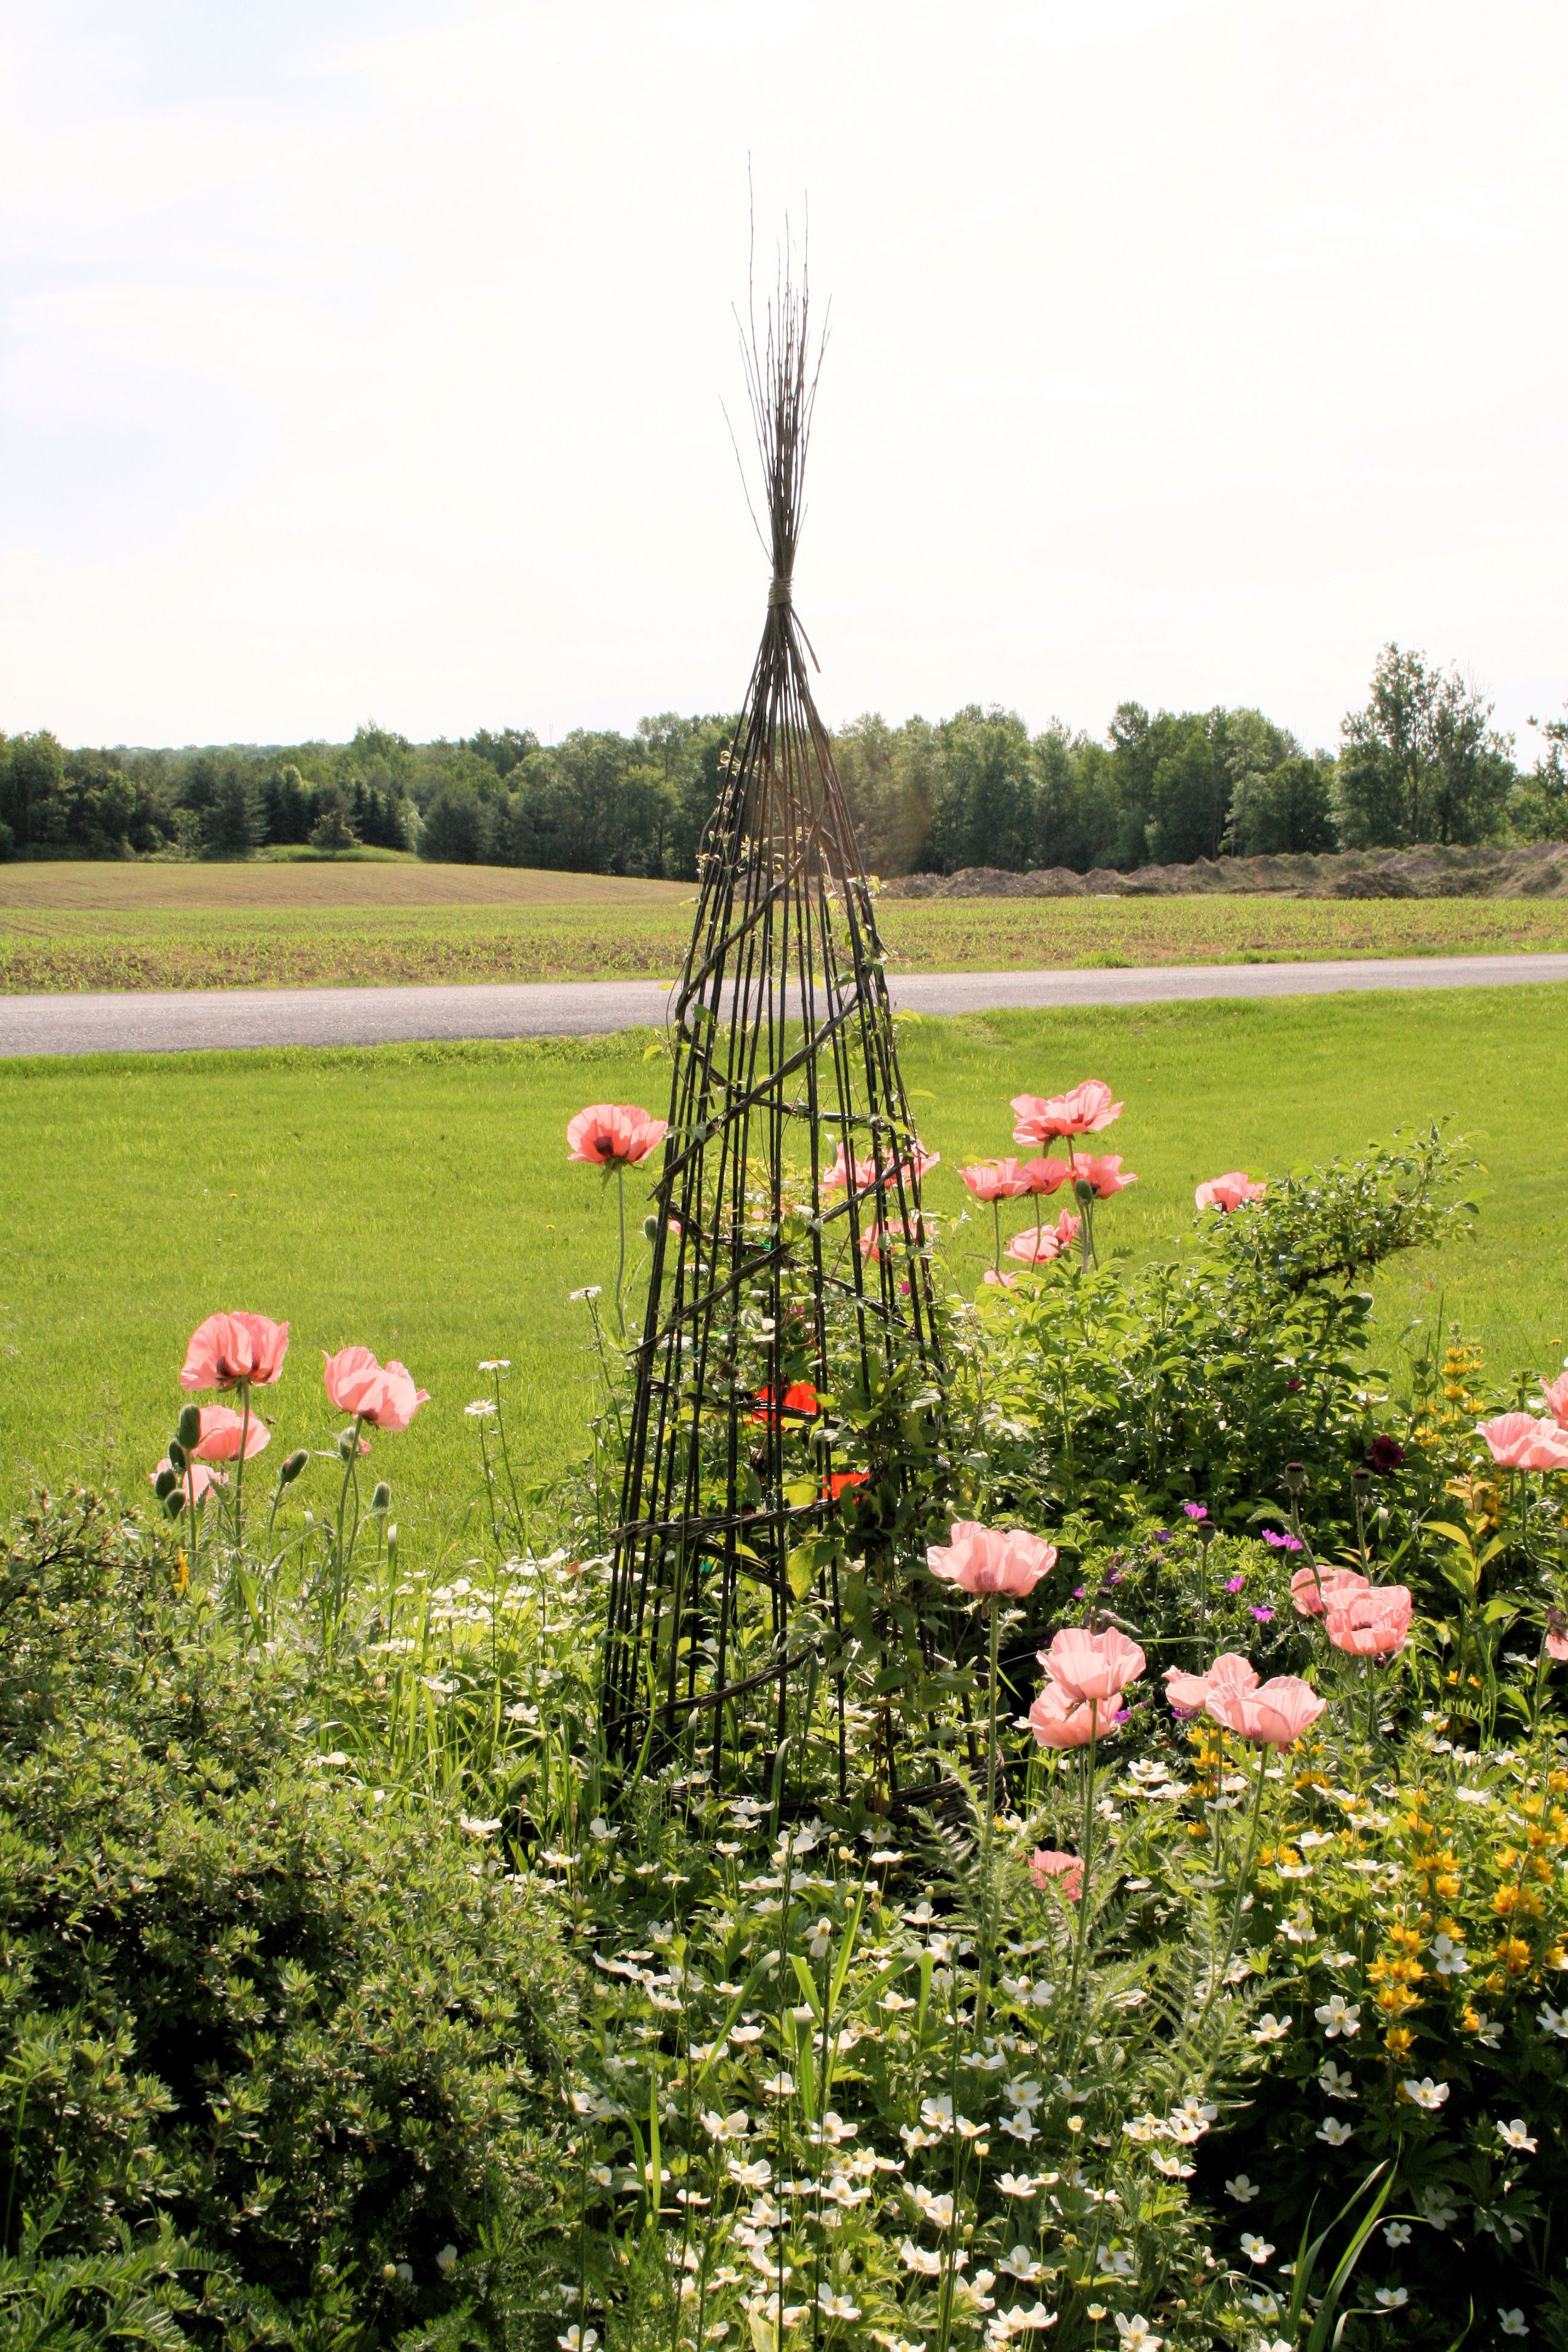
[3,982,1564,1524]
[3,859,1568,990]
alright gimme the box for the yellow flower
[1434,1873,1461,1900]
[1493,1887,1544,1920]
[1494,1937,1533,1976]
[1385,2026,1416,2059]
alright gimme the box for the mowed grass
[2,985,1565,1530]
[3,859,1567,990]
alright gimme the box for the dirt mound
[881,841,1568,902]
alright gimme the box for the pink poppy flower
[1542,1373,1568,1431]
[1325,1584,1413,1659]
[1005,1210,1082,1268]
[1204,1674,1326,1748]
[928,1520,1057,1597]
[1039,1624,1146,1705]
[1010,1081,1122,1146]
[900,1141,940,1182]
[189,1406,272,1464]
[179,1311,290,1393]
[1195,1171,1267,1213]
[1164,1651,1258,1718]
[1478,1413,1568,1472]
[982,1269,1020,1291]
[1290,1564,1370,1619]
[1546,1627,1568,1664]
[1019,1157,1074,1196]
[322,1346,430,1431]
[151,1454,225,1504]
[960,1158,1032,1203]
[822,1146,879,1194]
[566,1103,667,1167]
[1029,1848,1083,1901]
[1073,1155,1138,1199]
[1028,1683,1123,1748]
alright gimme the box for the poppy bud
[371,1481,391,1513]
[642,1214,660,1242]
[167,1438,188,1472]
[176,1403,203,1449]
[165,1490,187,1520]
[1284,1460,1306,1495]
[338,1428,359,1461]
[278,1448,309,1486]
[154,1465,179,1502]
[1074,1177,1095,1205]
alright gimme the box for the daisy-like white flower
[1402,2077,1450,2111]
[1498,2119,1538,2152]
[1251,2013,1292,2043]
[701,2109,750,2142]
[1000,2111,1039,2144]
[728,2158,771,2189]
[1539,2004,1568,2039]
[997,2172,1039,2198]
[1384,2222,1412,2247]
[1315,1995,1361,2038]
[1240,2233,1275,2265]
[1226,2174,1260,2203]
[1431,1934,1469,1976]
[1320,2060,1357,2100]
[1113,2319,1160,2351]
[911,2186,955,2227]
[1316,2117,1353,2147]
[1000,2248,1046,2283]
[1498,2312,1528,2339]
[1376,2288,1409,2310]
[818,2289,861,2321]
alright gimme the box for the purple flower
[1367,1435,1406,1473]
[1262,1528,1303,1552]
[1108,1568,1125,1584]
[1225,1574,1246,1594]
[1153,1530,1172,1546]
[1072,1584,1086,1598]
[1250,1605,1275,1623]
[1113,1706,1132,1725]
[1182,1502,1207,1522]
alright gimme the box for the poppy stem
[1067,1710,1098,2021]
[992,1199,1001,1278]
[234,1384,250,1553]
[976,1597,1002,2030]
[614,1162,627,1340]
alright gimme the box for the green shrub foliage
[0,1491,575,2344]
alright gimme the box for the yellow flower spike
[1385,2026,1416,2060]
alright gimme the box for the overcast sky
[1,0,1564,757]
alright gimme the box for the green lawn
[3,986,1565,1535]
[4,859,1567,989]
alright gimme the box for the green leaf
[787,1548,819,1603]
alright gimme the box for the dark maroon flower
[1286,1379,1303,1394]
[1367,1435,1406,1474]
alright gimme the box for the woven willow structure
[601,267,943,1788]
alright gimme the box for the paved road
[2,953,1565,1058]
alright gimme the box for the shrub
[0,1489,576,2344]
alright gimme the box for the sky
[0,0,1564,758]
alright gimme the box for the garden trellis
[601,257,943,1788]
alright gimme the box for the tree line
[2,647,1564,876]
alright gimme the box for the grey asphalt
[2,952,1566,1058]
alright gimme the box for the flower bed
[3,1078,1567,2351]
